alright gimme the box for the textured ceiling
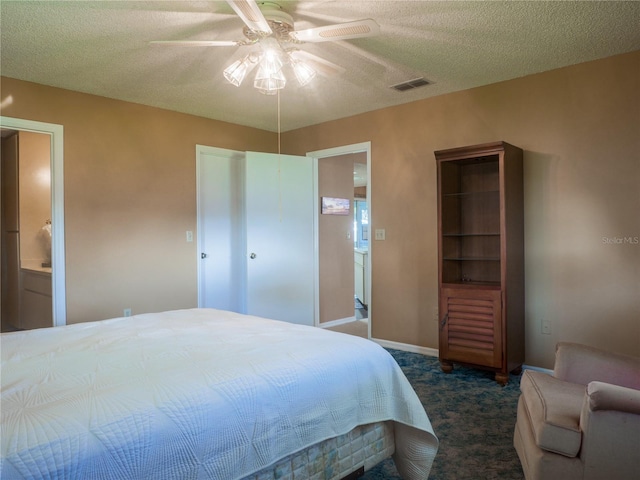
[1,1,639,132]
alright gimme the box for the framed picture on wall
[321,197,350,215]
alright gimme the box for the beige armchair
[514,342,640,480]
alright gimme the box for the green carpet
[363,349,525,480]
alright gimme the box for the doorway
[308,142,371,338]
[0,116,66,329]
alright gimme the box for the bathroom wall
[18,131,51,269]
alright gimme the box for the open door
[244,152,314,325]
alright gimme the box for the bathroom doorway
[1,129,51,330]
[309,142,371,338]
[0,116,66,330]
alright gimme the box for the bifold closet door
[198,150,245,314]
[244,152,314,326]
[198,149,314,326]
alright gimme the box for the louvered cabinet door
[439,287,502,369]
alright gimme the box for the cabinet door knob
[201,253,208,259]
[250,252,257,259]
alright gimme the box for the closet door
[197,149,246,313]
[197,148,315,326]
[245,152,314,326]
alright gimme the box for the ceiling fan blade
[291,19,380,43]
[290,50,346,77]
[149,40,239,47]
[226,0,272,35]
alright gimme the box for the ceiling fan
[150,0,380,95]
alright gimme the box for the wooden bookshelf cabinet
[435,141,524,385]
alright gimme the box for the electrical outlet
[186,230,193,242]
[541,318,551,335]
[124,308,132,317]
[432,307,439,322]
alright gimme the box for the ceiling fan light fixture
[260,48,283,75]
[152,0,381,95]
[223,58,249,86]
[224,53,259,87]
[254,66,286,95]
[291,58,316,86]
[253,48,286,94]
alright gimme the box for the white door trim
[1,116,66,326]
[306,142,372,337]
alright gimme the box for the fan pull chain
[277,88,282,223]
[277,88,281,156]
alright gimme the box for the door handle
[201,253,208,259]
[250,252,257,259]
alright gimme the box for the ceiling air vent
[390,77,431,92]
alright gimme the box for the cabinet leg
[511,365,523,376]
[495,372,509,386]
[440,361,453,374]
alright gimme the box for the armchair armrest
[586,381,640,414]
[579,381,640,479]
[554,342,640,389]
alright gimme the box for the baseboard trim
[372,338,439,358]
[319,316,358,329]
[522,364,553,375]
[371,340,551,373]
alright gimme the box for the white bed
[1,308,438,479]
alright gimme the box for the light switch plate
[375,229,386,240]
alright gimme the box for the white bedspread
[1,308,438,479]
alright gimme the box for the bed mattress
[1,308,438,479]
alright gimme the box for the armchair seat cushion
[520,370,585,457]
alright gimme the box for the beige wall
[284,51,640,368]
[0,78,275,324]
[1,50,638,368]
[318,154,356,324]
